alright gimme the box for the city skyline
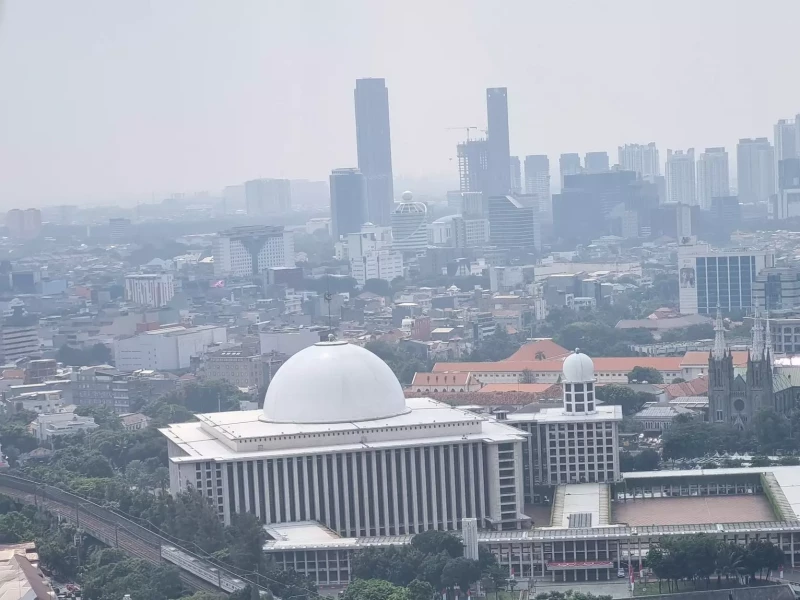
[2,1,800,206]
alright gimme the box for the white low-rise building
[114,325,227,371]
[160,340,529,533]
[30,409,98,442]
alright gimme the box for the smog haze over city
[1,0,800,206]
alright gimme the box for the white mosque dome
[562,350,595,382]
[261,340,409,424]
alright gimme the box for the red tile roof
[478,383,556,394]
[433,356,683,373]
[505,339,570,362]
[404,389,562,407]
[411,372,473,387]
[681,351,748,368]
[657,376,709,399]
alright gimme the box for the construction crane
[446,126,480,142]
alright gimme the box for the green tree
[407,579,435,600]
[411,530,463,558]
[752,408,793,454]
[671,377,686,384]
[343,579,409,600]
[519,369,535,383]
[594,385,652,416]
[226,512,267,572]
[440,557,482,594]
[468,326,520,362]
[627,366,664,384]
[363,279,392,297]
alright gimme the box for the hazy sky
[2,0,800,207]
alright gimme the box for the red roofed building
[432,356,683,384]
[410,372,481,393]
[506,339,570,362]
[658,376,709,400]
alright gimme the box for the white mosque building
[161,340,530,534]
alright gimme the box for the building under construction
[457,138,489,194]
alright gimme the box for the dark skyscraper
[329,168,367,239]
[354,78,394,226]
[584,152,610,174]
[486,87,511,197]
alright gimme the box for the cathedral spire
[764,310,772,358]
[713,304,726,360]
[751,305,765,360]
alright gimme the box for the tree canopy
[627,366,664,384]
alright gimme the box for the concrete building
[524,155,551,214]
[24,359,57,384]
[161,340,529,531]
[451,216,490,249]
[258,327,319,356]
[5,208,42,239]
[114,325,227,371]
[1,315,39,364]
[559,153,582,188]
[486,87,512,197]
[330,168,367,239]
[774,118,798,190]
[213,226,295,277]
[109,217,131,240]
[203,348,280,390]
[753,267,800,312]
[510,156,522,194]
[30,409,98,442]
[245,178,292,216]
[125,273,175,308]
[488,195,540,251]
[617,143,660,178]
[737,138,775,204]
[390,192,428,252]
[678,242,775,314]
[511,156,522,194]
[583,152,609,174]
[774,158,800,220]
[74,365,131,412]
[508,352,622,487]
[354,78,394,226]
[457,138,489,194]
[345,224,403,285]
[666,148,696,205]
[696,147,730,210]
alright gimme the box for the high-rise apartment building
[665,149,696,205]
[696,147,730,210]
[124,273,175,308]
[584,152,610,174]
[329,168,367,239]
[737,138,775,204]
[775,158,800,219]
[346,224,403,285]
[6,208,42,240]
[245,178,292,216]
[618,143,660,178]
[457,138,489,194]
[109,217,131,240]
[214,226,295,277]
[390,192,428,253]
[559,154,582,188]
[354,78,394,226]
[524,155,551,214]
[510,156,522,194]
[488,195,539,251]
[486,88,511,196]
[774,119,799,190]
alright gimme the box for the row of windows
[224,444,491,537]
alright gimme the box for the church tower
[746,307,773,418]
[708,306,733,423]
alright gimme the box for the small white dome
[562,350,594,382]
[402,190,413,201]
[262,341,409,424]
